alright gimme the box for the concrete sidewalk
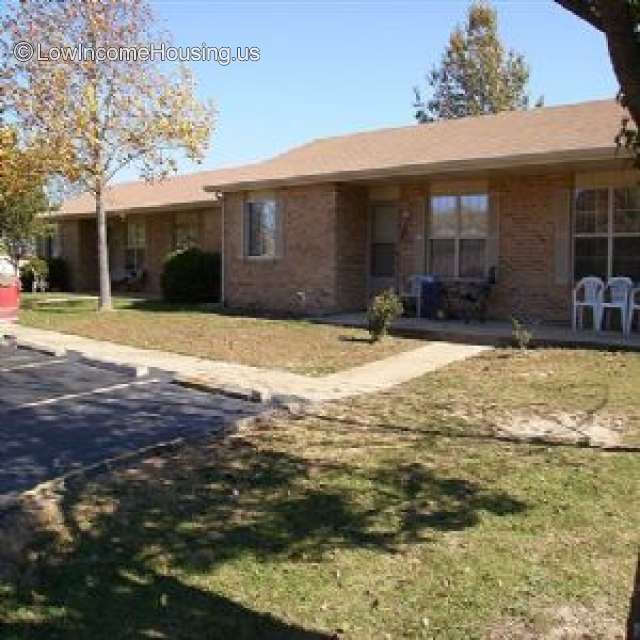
[4,325,491,403]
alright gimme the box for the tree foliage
[0,0,216,309]
[0,128,50,208]
[554,0,640,164]
[0,132,50,275]
[414,1,535,123]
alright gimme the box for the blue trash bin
[420,276,444,319]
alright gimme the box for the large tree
[1,0,215,310]
[554,0,640,162]
[414,0,534,122]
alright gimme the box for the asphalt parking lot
[0,343,262,508]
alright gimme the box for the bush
[20,257,48,292]
[367,289,404,342]
[511,316,533,350]
[47,257,69,291]
[161,248,221,303]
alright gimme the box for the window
[245,200,278,258]
[174,212,200,250]
[125,219,146,272]
[573,186,640,282]
[370,204,397,278]
[428,194,488,278]
[36,231,60,260]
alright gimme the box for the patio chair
[601,276,633,335]
[572,277,604,332]
[626,287,640,336]
[401,275,425,318]
[32,275,48,293]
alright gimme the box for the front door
[369,203,398,295]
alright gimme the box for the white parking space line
[13,378,161,410]
[0,359,67,373]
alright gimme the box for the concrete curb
[174,374,272,404]
[3,335,66,358]
[1,335,151,378]
[172,374,315,411]
[67,350,150,378]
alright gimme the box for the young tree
[554,0,640,163]
[1,0,215,310]
[0,128,49,208]
[0,128,51,276]
[414,1,535,123]
[0,186,49,278]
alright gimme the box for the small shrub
[20,257,48,292]
[511,316,533,350]
[161,248,221,303]
[367,290,404,342]
[47,257,69,291]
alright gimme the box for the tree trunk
[597,0,640,127]
[555,0,640,129]
[95,182,112,311]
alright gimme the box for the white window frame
[243,198,280,260]
[573,186,640,282]
[427,193,489,280]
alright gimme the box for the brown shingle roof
[57,169,226,217]
[204,99,627,190]
[58,99,626,217]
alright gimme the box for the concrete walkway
[4,325,490,403]
[318,312,640,350]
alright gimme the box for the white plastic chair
[572,277,604,332]
[402,275,424,318]
[601,277,633,335]
[626,287,640,336]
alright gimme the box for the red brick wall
[60,172,576,323]
[145,212,174,293]
[382,175,574,324]
[57,219,83,291]
[57,207,222,294]
[201,207,222,254]
[58,218,99,291]
[224,185,339,314]
[223,174,575,323]
[489,173,573,324]
[335,185,368,310]
[397,185,427,293]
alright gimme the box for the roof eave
[53,197,221,220]
[204,147,626,192]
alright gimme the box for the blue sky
[119,0,618,182]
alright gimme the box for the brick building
[54,99,640,324]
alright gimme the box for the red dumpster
[0,275,20,324]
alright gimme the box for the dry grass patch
[19,294,421,376]
[1,348,638,639]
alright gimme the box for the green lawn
[1,348,639,639]
[19,294,421,376]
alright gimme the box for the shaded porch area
[316,312,640,351]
